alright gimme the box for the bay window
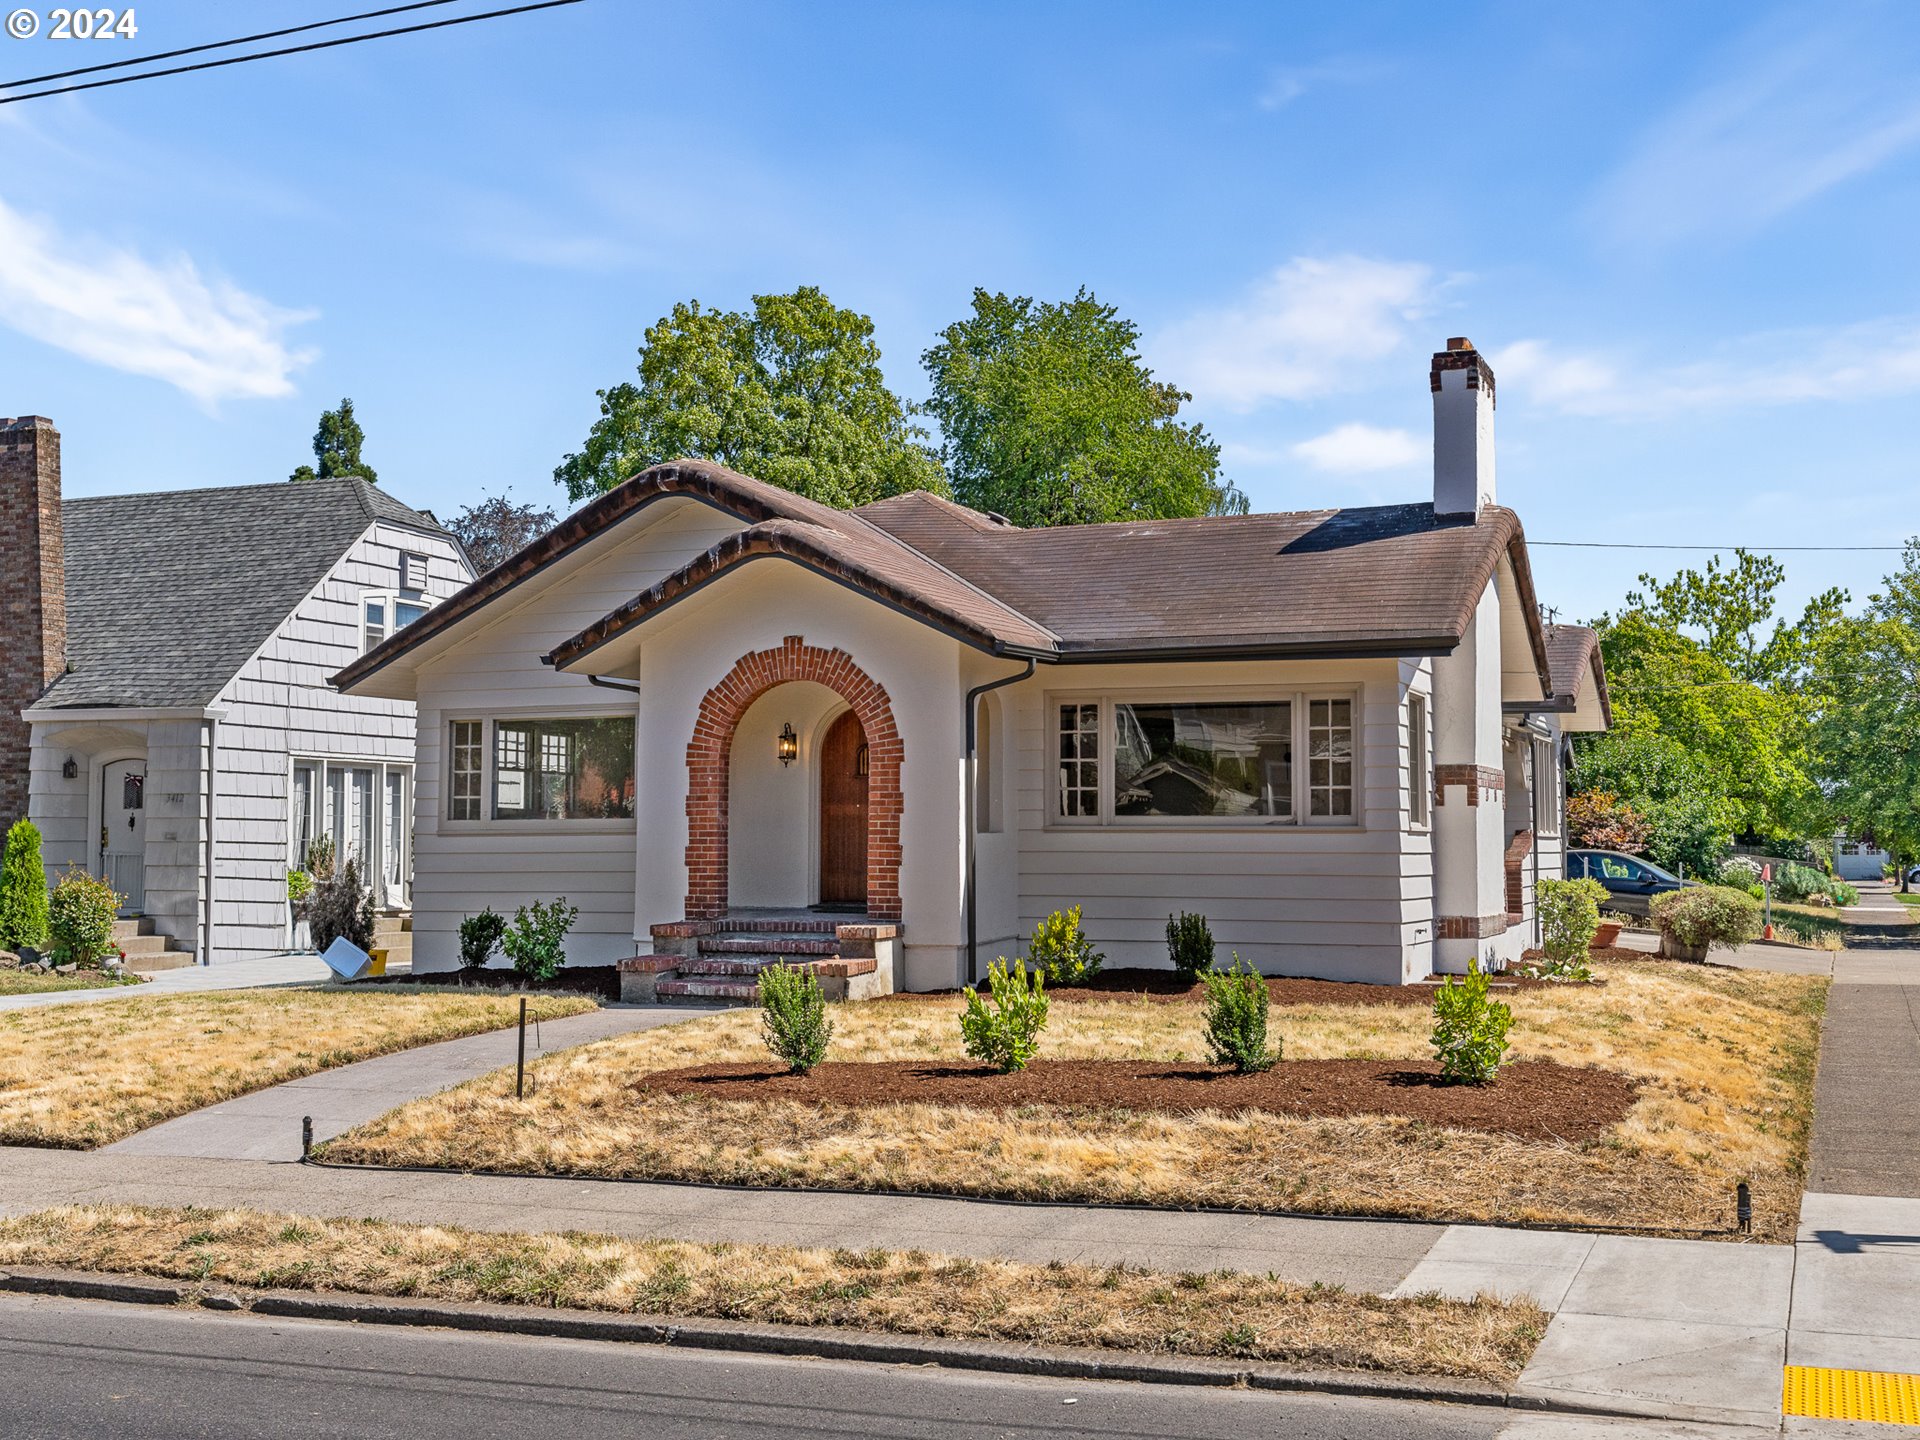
[1055,694,1356,825]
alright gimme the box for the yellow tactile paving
[1784,1365,1920,1425]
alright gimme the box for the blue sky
[3,0,1918,625]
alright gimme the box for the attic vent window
[400,552,429,594]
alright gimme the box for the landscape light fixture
[778,723,798,767]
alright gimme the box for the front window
[449,721,483,821]
[1053,694,1356,825]
[1407,695,1430,828]
[493,717,636,820]
[1113,702,1292,818]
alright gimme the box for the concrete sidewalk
[0,952,334,1011]
[104,1004,696,1162]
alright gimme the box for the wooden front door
[819,710,868,907]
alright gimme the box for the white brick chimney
[1431,337,1495,517]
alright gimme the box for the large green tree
[1811,539,1920,884]
[1583,550,1846,843]
[554,287,945,506]
[289,398,377,484]
[921,288,1244,527]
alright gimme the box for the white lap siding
[211,523,468,961]
[1009,657,1429,984]
[408,503,746,973]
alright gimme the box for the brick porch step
[713,916,843,936]
[698,934,841,958]
[682,955,878,980]
[655,978,761,1004]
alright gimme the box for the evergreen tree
[0,818,49,953]
[290,398,377,483]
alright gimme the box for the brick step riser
[710,918,844,935]
[681,956,835,978]
[699,937,841,957]
[655,980,761,1004]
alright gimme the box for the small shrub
[1200,955,1274,1072]
[457,908,507,972]
[1830,879,1860,908]
[1026,906,1104,986]
[0,818,49,953]
[1716,855,1763,888]
[759,963,833,1073]
[502,897,578,982]
[308,858,374,955]
[961,956,1049,1072]
[1650,884,1762,954]
[304,834,337,882]
[1772,862,1832,904]
[1430,961,1512,1085]
[1165,911,1215,982]
[47,866,120,966]
[285,869,314,907]
[1535,876,1606,977]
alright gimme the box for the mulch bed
[357,965,621,1002]
[885,967,1602,1007]
[633,1057,1639,1142]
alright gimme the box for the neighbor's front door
[819,710,868,908]
[100,758,146,915]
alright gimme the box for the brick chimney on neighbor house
[0,415,66,833]
[1432,337,1496,518]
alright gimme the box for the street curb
[0,1264,1527,1410]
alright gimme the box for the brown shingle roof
[333,458,1554,693]
[1544,623,1612,724]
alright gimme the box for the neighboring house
[1832,834,1892,882]
[0,415,472,964]
[336,339,1611,989]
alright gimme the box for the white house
[0,415,472,966]
[335,339,1610,992]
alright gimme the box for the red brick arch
[684,635,903,920]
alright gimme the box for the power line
[0,0,585,104]
[1549,541,1906,554]
[0,0,467,90]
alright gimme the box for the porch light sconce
[778,723,798,767]
[61,756,78,780]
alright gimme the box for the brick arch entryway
[685,636,903,920]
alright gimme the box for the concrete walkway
[104,1004,696,1162]
[0,951,334,1012]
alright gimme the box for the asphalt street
[0,1292,1555,1440]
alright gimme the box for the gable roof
[1546,623,1613,729]
[333,459,1555,695]
[40,476,451,710]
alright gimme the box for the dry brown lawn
[0,1205,1546,1381]
[0,970,147,997]
[328,961,1826,1241]
[0,989,593,1147]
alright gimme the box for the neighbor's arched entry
[685,636,902,920]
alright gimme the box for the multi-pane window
[1057,703,1099,818]
[1307,699,1354,819]
[449,721,484,821]
[1407,695,1430,828]
[1113,702,1292,818]
[493,717,636,821]
[362,593,431,654]
[1536,738,1560,835]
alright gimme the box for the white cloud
[0,196,314,405]
[1155,255,1443,411]
[1493,319,1920,420]
[1292,422,1425,473]
[1593,14,1920,248]
[1258,56,1393,111]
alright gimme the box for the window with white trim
[1053,695,1356,825]
[449,721,484,821]
[1407,694,1430,828]
[1536,737,1560,835]
[1057,703,1099,819]
[362,592,431,654]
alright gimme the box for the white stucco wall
[728,681,847,909]
[406,500,745,972]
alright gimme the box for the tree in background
[922,288,1244,527]
[554,287,946,506]
[1571,725,1739,876]
[1812,539,1920,889]
[446,489,558,574]
[290,398,378,484]
[1583,549,1844,846]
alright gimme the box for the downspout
[1531,737,1542,948]
[963,658,1035,986]
[585,673,643,697]
[201,714,218,966]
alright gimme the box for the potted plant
[1650,885,1762,962]
[1591,918,1623,950]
